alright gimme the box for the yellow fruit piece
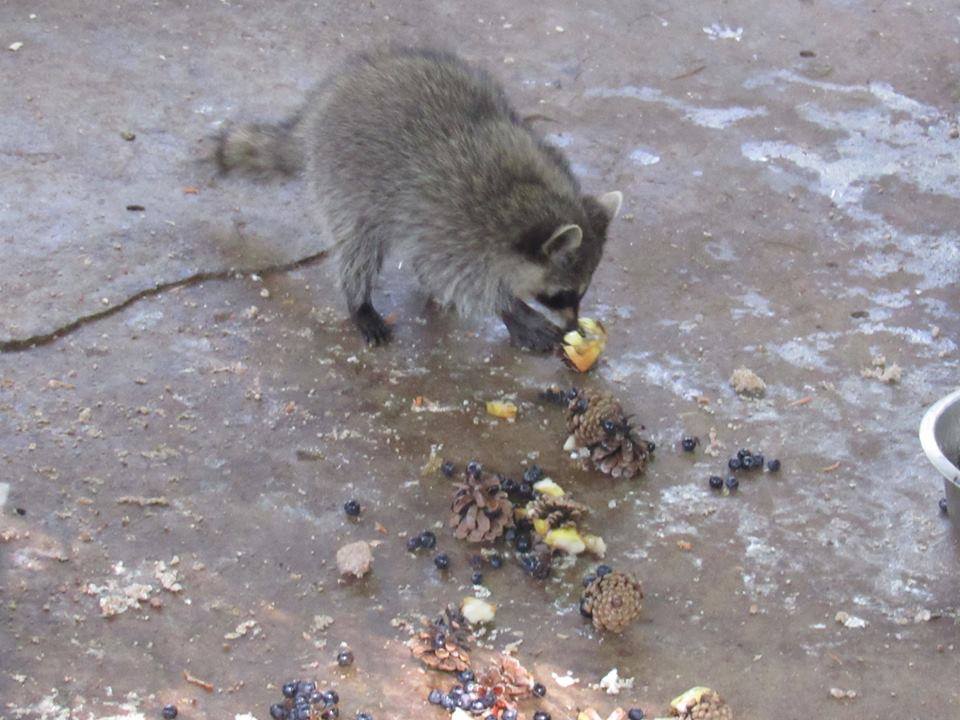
[532,518,550,537]
[532,478,565,497]
[486,400,518,420]
[670,687,712,714]
[562,317,607,373]
[544,526,586,554]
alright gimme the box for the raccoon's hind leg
[338,227,392,346]
[500,297,563,353]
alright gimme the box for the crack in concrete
[0,250,329,353]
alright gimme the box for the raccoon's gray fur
[216,48,622,349]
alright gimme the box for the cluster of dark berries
[271,680,343,720]
[707,449,780,493]
[427,670,547,719]
[406,530,438,552]
[467,552,504,583]
[503,516,534,554]
[498,471,537,504]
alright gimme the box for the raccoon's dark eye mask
[537,290,580,311]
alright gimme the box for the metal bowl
[919,387,960,523]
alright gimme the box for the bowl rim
[919,387,960,485]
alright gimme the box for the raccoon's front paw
[502,307,563,353]
[353,303,393,346]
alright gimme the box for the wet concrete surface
[2,1,959,719]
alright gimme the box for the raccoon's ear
[583,191,622,237]
[542,223,583,257]
[596,191,623,220]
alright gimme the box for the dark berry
[647,441,656,453]
[533,712,551,720]
[458,670,475,683]
[737,448,750,461]
[502,710,518,720]
[595,564,613,577]
[602,419,618,434]
[343,500,361,517]
[270,704,287,720]
[725,476,739,491]
[728,457,741,471]
[441,461,456,477]
[709,475,724,490]
[282,682,299,699]
[441,695,456,711]
[310,693,325,705]
[575,398,588,413]
[321,708,339,720]
[449,685,464,698]
[297,681,317,698]
[433,632,446,649]
[767,458,781,472]
[488,553,503,569]
[520,553,550,579]
[471,571,483,585]
[322,690,339,706]
[295,709,310,720]
[161,706,178,720]
[515,534,532,553]
[464,682,479,693]
[356,713,373,720]
[579,598,593,618]
[458,696,472,710]
[523,465,544,483]
[406,535,422,552]
[466,461,482,477]
[532,682,546,697]
[504,528,517,543]
[419,530,437,549]
[470,700,486,713]
[434,553,450,570]
[627,709,645,720]
[582,574,596,587]
[336,648,354,666]
[681,436,698,452]
[754,453,764,468]
[500,477,519,494]
[741,455,755,470]
[518,481,535,501]
[939,497,949,514]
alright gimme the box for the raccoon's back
[305,50,577,233]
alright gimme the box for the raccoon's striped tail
[214,115,304,177]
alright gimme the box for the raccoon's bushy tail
[214,115,304,177]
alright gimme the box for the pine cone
[477,654,535,701]
[581,571,643,633]
[566,388,622,447]
[526,496,589,529]
[450,467,514,543]
[565,388,653,479]
[671,688,733,720]
[409,607,472,673]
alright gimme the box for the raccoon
[216,48,622,350]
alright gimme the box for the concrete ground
[2,1,959,719]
